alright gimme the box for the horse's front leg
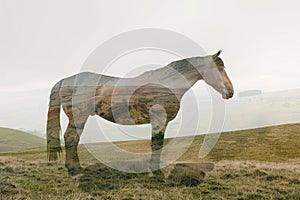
[149,105,167,173]
[150,127,166,172]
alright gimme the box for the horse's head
[200,50,234,99]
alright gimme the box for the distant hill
[194,122,300,162]
[79,123,300,164]
[0,127,45,153]
[238,89,262,98]
[1,123,299,165]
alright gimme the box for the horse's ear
[212,50,222,60]
[214,50,222,57]
[216,50,222,56]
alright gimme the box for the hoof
[150,169,164,179]
[67,166,83,175]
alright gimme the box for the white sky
[0,1,300,140]
[1,0,300,92]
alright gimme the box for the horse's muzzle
[222,89,234,99]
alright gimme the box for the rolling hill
[2,123,299,163]
[0,127,45,153]
[0,123,299,199]
[83,122,300,163]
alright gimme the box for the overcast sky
[1,0,300,92]
[1,1,300,141]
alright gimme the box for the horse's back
[56,72,116,115]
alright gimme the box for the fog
[1,0,300,141]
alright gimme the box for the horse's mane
[138,55,209,80]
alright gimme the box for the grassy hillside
[183,123,300,162]
[0,123,299,199]
[3,123,300,162]
[89,123,300,163]
[0,127,45,153]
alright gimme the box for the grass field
[0,123,300,199]
[0,128,45,153]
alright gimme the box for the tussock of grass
[1,157,299,199]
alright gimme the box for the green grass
[182,123,300,162]
[0,128,45,153]
[0,123,300,199]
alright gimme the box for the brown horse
[46,50,234,172]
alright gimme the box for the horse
[46,50,234,172]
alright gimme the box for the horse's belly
[94,83,181,125]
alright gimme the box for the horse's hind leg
[63,110,89,172]
[149,105,167,172]
[64,123,84,171]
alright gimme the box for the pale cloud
[1,0,300,92]
[1,0,300,137]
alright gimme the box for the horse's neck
[156,59,203,87]
[130,59,203,102]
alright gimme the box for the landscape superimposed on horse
[46,50,234,173]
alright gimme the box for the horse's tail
[46,80,63,161]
